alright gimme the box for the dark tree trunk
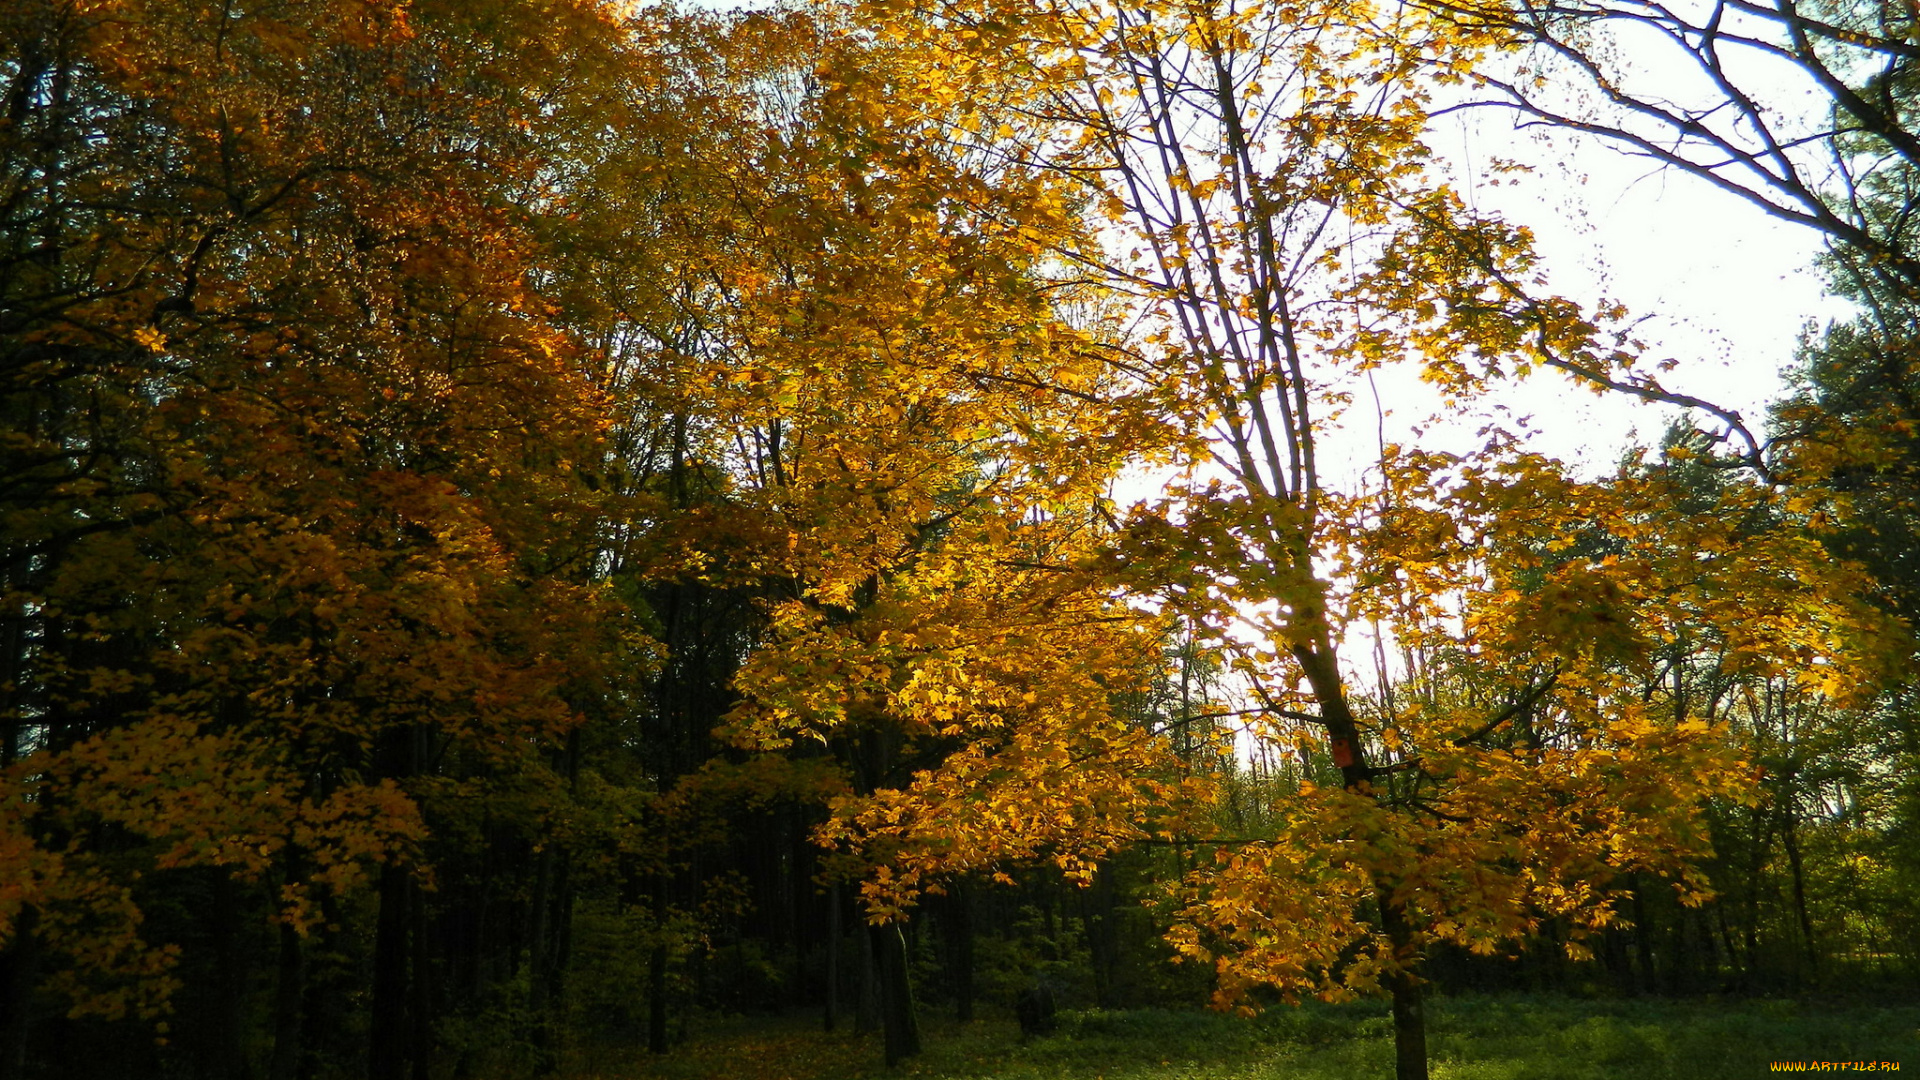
[870,922,921,1066]
[1602,922,1636,997]
[300,892,345,1080]
[647,876,669,1055]
[369,864,411,1080]
[855,918,878,1035]
[1629,875,1655,993]
[824,883,841,1032]
[952,883,975,1022]
[1697,905,1721,988]
[1782,802,1820,981]
[1378,891,1428,1080]
[1082,870,1117,1010]
[211,875,253,1080]
[270,917,306,1080]
[526,844,557,1075]
[1672,903,1695,994]
[0,909,39,1080]
[409,878,433,1080]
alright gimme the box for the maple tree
[1406,0,1920,991]
[619,22,1192,1060]
[850,0,1895,1076]
[0,0,646,1074]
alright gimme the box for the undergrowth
[577,994,1920,1080]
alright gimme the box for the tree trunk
[1378,890,1428,1080]
[409,877,433,1080]
[270,917,306,1080]
[1782,801,1820,982]
[1668,902,1692,994]
[369,864,411,1080]
[870,922,921,1066]
[1629,875,1655,993]
[1301,641,1428,1080]
[824,883,841,1032]
[0,909,39,1080]
[526,843,562,1076]
[855,919,878,1035]
[952,884,975,1022]
[647,875,669,1055]
[211,875,253,1080]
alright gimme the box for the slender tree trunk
[0,559,35,1080]
[0,909,39,1080]
[952,883,975,1022]
[1079,874,1115,1009]
[870,922,921,1066]
[270,917,306,1080]
[1603,923,1635,997]
[1378,890,1428,1080]
[1782,801,1820,982]
[1669,902,1692,994]
[1629,875,1655,993]
[647,871,670,1054]
[526,845,558,1075]
[531,728,581,1073]
[211,875,253,1080]
[824,883,841,1032]
[844,718,918,1054]
[301,892,344,1080]
[855,921,878,1035]
[409,877,433,1080]
[1715,902,1743,990]
[370,864,411,1080]
[1698,905,1721,988]
[550,857,576,1031]
[1301,641,1430,1080]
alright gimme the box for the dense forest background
[3,0,1917,1079]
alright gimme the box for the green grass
[578,995,1920,1080]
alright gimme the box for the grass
[573,995,1920,1080]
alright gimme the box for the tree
[0,1,639,1075]
[684,32,1188,1061]
[854,1,1889,1076]
[1389,0,1920,995]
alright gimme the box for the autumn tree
[1401,0,1920,988]
[846,1,1898,1077]
[569,15,1201,1063]
[0,0,652,1076]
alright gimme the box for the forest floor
[574,995,1919,1080]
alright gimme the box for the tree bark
[409,877,433,1080]
[1302,640,1430,1080]
[855,918,878,1035]
[869,922,921,1066]
[211,874,252,1080]
[1378,890,1429,1080]
[952,884,975,1022]
[824,883,841,1032]
[269,917,306,1080]
[369,864,411,1080]
[1629,875,1655,993]
[647,875,669,1055]
[0,909,39,1080]
[526,843,559,1075]
[1782,797,1820,982]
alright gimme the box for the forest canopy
[1,1,1916,1079]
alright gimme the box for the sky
[1375,11,1861,480]
[1431,121,1848,471]
[1212,106,1855,502]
